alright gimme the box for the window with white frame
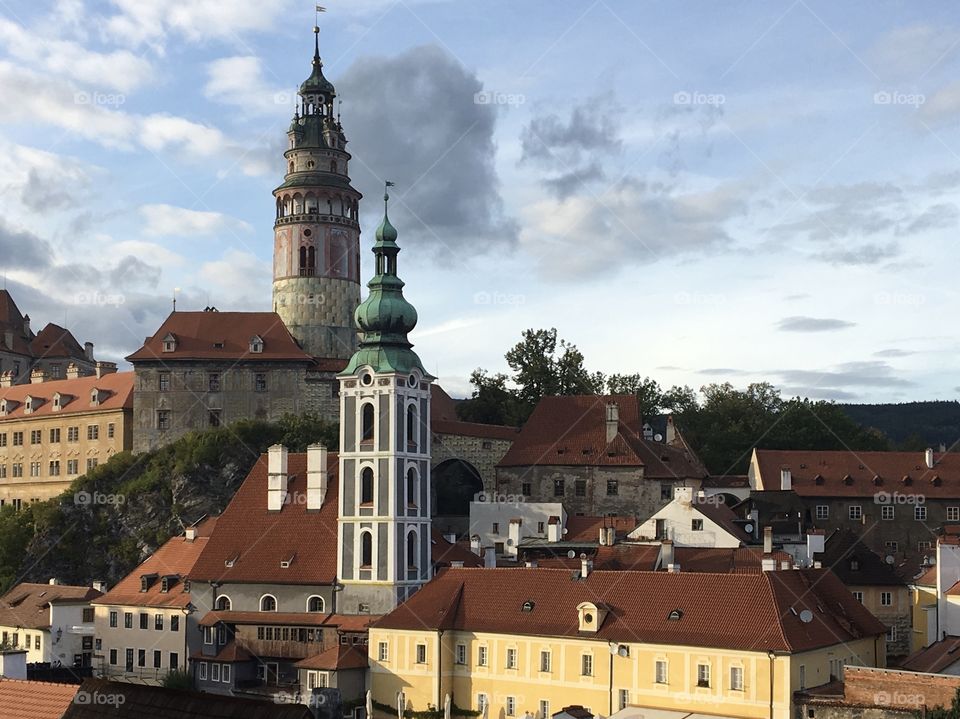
[540,650,551,672]
[506,647,517,669]
[199,662,207,680]
[949,507,960,522]
[916,505,928,521]
[455,643,466,665]
[881,591,893,606]
[881,505,895,520]
[887,625,897,641]
[849,505,862,520]
[506,697,516,717]
[697,663,710,687]
[378,642,388,662]
[581,653,593,676]
[816,505,829,520]
[539,701,549,719]
[655,659,668,684]
[222,664,231,683]
[731,666,744,690]
[415,644,426,664]
[853,591,864,603]
[477,695,488,712]
[478,646,488,666]
[211,663,220,682]
[618,689,630,710]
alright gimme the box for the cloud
[813,241,899,266]
[777,361,912,388]
[204,56,291,115]
[874,349,915,358]
[776,316,855,332]
[898,203,958,234]
[195,250,271,308]
[0,221,53,271]
[140,204,253,237]
[339,45,517,259]
[541,162,607,200]
[869,24,960,79]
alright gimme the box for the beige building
[0,369,133,507]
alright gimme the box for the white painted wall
[469,500,566,554]
[628,487,742,548]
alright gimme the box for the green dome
[300,62,336,96]
[376,213,398,244]
[355,286,417,337]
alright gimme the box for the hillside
[839,401,960,448]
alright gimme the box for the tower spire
[314,5,325,65]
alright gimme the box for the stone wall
[432,433,512,492]
[273,276,359,360]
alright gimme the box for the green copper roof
[300,29,336,96]
[341,190,431,378]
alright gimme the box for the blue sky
[2,0,960,401]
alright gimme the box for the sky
[2,0,960,402]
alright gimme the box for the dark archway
[433,459,483,516]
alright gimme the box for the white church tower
[336,186,433,615]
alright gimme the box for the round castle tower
[272,27,362,360]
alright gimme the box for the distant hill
[839,401,960,448]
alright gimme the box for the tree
[504,328,602,405]
[161,668,193,690]
[457,370,530,426]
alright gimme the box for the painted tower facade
[337,191,433,615]
[272,27,362,360]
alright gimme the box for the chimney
[763,526,773,555]
[926,448,935,469]
[30,368,47,384]
[599,527,608,546]
[674,486,693,504]
[524,560,538,568]
[667,562,681,573]
[780,559,793,570]
[94,361,116,378]
[761,554,777,572]
[469,535,481,556]
[660,539,674,569]
[22,314,30,336]
[608,527,616,546]
[306,444,328,510]
[580,554,593,579]
[66,363,81,380]
[508,518,522,557]
[665,415,676,444]
[483,547,496,568]
[547,516,561,542]
[91,580,107,593]
[48,578,59,585]
[185,527,197,542]
[267,444,289,511]
[780,468,792,491]
[0,371,12,389]
[605,402,619,443]
[84,342,94,361]
[450,560,464,568]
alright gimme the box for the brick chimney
[306,443,328,510]
[267,444,289,511]
[605,402,619,443]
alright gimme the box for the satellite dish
[618,646,630,658]
[885,555,895,565]
[744,524,754,534]
[799,609,813,623]
[567,550,576,559]
[654,433,663,442]
[579,553,587,560]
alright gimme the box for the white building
[469,499,567,556]
[628,487,749,548]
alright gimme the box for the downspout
[437,629,444,710]
[608,650,614,716]
[768,651,775,719]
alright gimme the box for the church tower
[336,188,433,615]
[272,26,361,360]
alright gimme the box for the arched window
[299,246,307,275]
[406,467,417,507]
[406,531,418,570]
[288,161,294,174]
[307,246,316,274]
[360,532,373,568]
[406,404,418,449]
[360,466,374,505]
[306,595,325,613]
[260,594,277,612]
[214,595,231,611]
[361,403,375,444]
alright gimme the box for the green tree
[457,370,530,426]
[161,668,193,690]
[504,328,602,406]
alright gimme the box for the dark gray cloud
[777,361,912,389]
[339,45,517,261]
[874,348,915,358]
[0,221,52,271]
[20,168,84,212]
[541,162,606,200]
[813,241,899,266]
[777,316,856,332]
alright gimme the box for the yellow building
[910,565,938,652]
[369,567,886,719]
[0,369,133,507]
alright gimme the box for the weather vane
[384,180,396,210]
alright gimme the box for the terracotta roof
[755,449,960,498]
[61,678,313,718]
[0,371,133,421]
[693,501,752,543]
[0,678,78,719]
[562,516,639,542]
[431,385,459,421]
[190,453,341,585]
[295,644,368,670]
[190,640,252,663]
[899,636,960,673]
[0,583,102,630]
[915,564,939,587]
[373,567,886,652]
[95,522,217,609]
[0,290,32,356]
[820,529,906,586]
[702,475,750,488]
[431,530,483,568]
[199,611,380,630]
[532,545,793,573]
[30,323,87,361]
[432,419,519,441]
[497,395,707,478]
[126,311,312,362]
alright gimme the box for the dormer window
[521,601,535,612]
[52,393,71,411]
[668,609,683,621]
[140,573,158,592]
[576,601,609,632]
[160,575,177,593]
[249,336,264,354]
[24,395,37,414]
[814,474,824,485]
[932,475,942,487]
[90,388,107,407]
[0,399,15,416]
[162,333,177,353]
[850,559,859,571]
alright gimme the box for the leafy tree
[161,668,193,690]
[606,374,663,416]
[457,370,530,426]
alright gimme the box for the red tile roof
[95,522,216,609]
[0,583,102,630]
[189,453,341,585]
[431,530,483,568]
[373,567,886,652]
[915,564,938,587]
[29,323,87,361]
[702,475,750,488]
[295,644,368,670]
[0,678,78,719]
[532,545,793,573]
[0,371,133,421]
[497,395,706,478]
[562,516,639,542]
[431,385,459,421]
[821,529,906,586]
[432,419,519,441]
[190,640,252,663]
[899,636,960,673]
[754,449,960,498]
[199,611,380,630]
[126,311,312,362]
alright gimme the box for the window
[208,373,221,392]
[950,507,960,522]
[260,595,277,612]
[11,463,22,478]
[169,653,178,671]
[885,541,899,553]
[170,616,179,632]
[307,596,324,612]
[0,465,5,479]
[361,403,375,443]
[87,425,99,440]
[140,613,148,629]
[415,644,427,664]
[49,461,60,476]
[215,596,231,611]
[29,462,40,477]
[378,642,388,662]
[887,625,897,641]
[159,373,170,391]
[49,428,60,443]
[799,665,806,690]
[521,482,532,496]
[406,404,418,448]
[581,653,593,676]
[360,467,374,505]
[881,591,893,606]
[539,701,549,719]
[222,664,231,683]
[109,611,118,628]
[816,505,829,520]
[154,650,162,669]
[916,505,928,521]
[697,663,710,688]
[361,532,373,567]
[107,423,115,439]
[731,666,744,691]
[692,519,704,531]
[109,649,117,665]
[607,479,619,495]
[199,662,207,680]
[848,505,862,520]
[155,614,163,630]
[67,460,78,475]
[137,649,145,667]
[506,697,516,717]
[540,650,551,672]
[478,646,488,667]
[575,479,587,497]
[30,430,41,444]
[492,522,500,534]
[882,505,895,520]
[655,659,668,684]
[618,689,630,711]
[83,608,94,623]
[211,663,220,682]
[67,427,78,442]
[208,410,221,427]
[456,643,466,665]
[255,373,267,392]
[157,410,170,431]
[203,627,214,645]
[506,647,517,669]
[86,458,98,471]
[553,479,564,497]
[406,468,417,506]
[661,483,672,501]
[0,433,5,447]
[124,612,132,629]
[12,431,22,446]
[919,540,933,551]
[853,591,864,603]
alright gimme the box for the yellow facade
[911,583,937,653]
[368,628,883,719]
